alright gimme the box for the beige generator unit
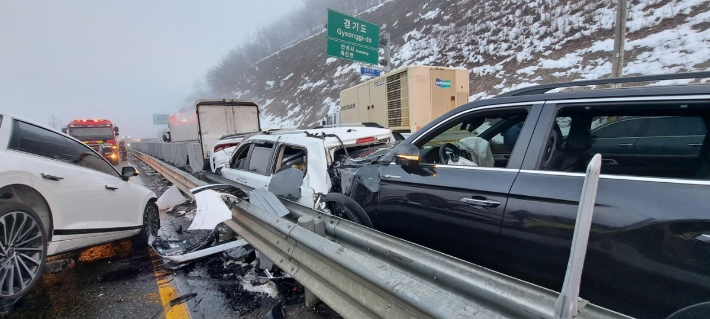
[339,65,469,132]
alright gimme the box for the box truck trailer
[163,99,260,170]
[339,66,469,132]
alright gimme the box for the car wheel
[323,193,374,228]
[131,202,160,250]
[0,202,47,302]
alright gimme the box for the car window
[592,118,643,138]
[416,109,529,168]
[542,103,709,180]
[247,143,274,174]
[231,143,252,169]
[274,145,307,174]
[639,116,707,137]
[11,120,81,163]
[65,137,119,176]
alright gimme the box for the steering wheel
[439,143,464,164]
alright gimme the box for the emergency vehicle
[63,119,120,165]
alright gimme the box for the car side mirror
[114,126,120,133]
[393,143,420,167]
[121,166,139,180]
[115,132,119,137]
[61,127,68,134]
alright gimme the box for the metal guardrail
[134,150,631,319]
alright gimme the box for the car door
[588,117,644,174]
[372,102,543,272]
[6,121,111,235]
[64,137,143,229]
[505,99,710,319]
[633,116,708,178]
[222,140,274,189]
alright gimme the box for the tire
[0,202,47,302]
[323,193,374,228]
[131,202,160,250]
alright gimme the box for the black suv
[337,73,710,319]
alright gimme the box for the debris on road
[162,239,249,264]
[43,258,75,274]
[156,185,187,211]
[189,189,234,230]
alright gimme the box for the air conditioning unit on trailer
[339,65,470,133]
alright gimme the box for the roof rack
[313,122,385,129]
[497,71,710,97]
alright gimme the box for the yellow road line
[149,249,192,319]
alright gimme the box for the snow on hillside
[227,0,710,129]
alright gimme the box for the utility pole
[49,114,62,131]
[611,0,628,78]
[380,32,391,73]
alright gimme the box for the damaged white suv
[219,126,394,217]
[0,113,159,303]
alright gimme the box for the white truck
[339,65,470,133]
[135,99,260,172]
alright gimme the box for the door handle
[236,178,247,184]
[617,143,633,147]
[460,197,500,208]
[688,143,703,147]
[105,185,118,190]
[41,173,64,181]
[601,159,619,165]
[695,234,710,243]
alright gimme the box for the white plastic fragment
[162,239,248,263]
[188,189,233,230]
[156,185,187,211]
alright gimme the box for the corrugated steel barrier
[133,149,632,319]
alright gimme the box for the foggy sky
[0,0,303,138]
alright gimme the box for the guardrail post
[297,216,320,307]
[554,154,602,319]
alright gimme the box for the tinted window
[248,143,274,174]
[640,116,707,137]
[592,118,642,138]
[543,105,710,180]
[13,121,80,163]
[231,143,251,169]
[66,137,118,176]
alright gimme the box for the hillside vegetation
[200,0,710,129]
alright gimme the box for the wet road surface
[8,155,338,319]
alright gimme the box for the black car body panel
[341,84,710,318]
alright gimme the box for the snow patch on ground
[325,57,338,65]
[265,81,274,90]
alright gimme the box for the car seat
[458,136,495,167]
[540,123,564,170]
[560,117,593,172]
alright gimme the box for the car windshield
[67,127,114,140]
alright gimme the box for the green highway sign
[326,9,380,64]
[153,114,168,125]
[327,38,379,64]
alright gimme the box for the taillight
[356,137,376,144]
[214,142,240,152]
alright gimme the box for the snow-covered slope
[222,0,710,129]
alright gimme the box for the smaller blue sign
[435,78,452,88]
[360,66,381,77]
